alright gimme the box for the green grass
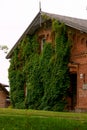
[0,108,87,130]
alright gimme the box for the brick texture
[0,91,7,108]
[0,84,10,108]
[70,29,87,111]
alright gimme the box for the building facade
[6,11,87,112]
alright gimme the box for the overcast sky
[0,0,87,85]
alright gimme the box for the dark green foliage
[9,19,71,111]
[39,43,54,110]
[9,50,25,108]
[25,54,43,109]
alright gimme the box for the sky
[0,0,87,85]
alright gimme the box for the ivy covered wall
[9,19,71,111]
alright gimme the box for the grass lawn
[0,108,87,130]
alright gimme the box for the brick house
[6,11,87,112]
[0,83,10,108]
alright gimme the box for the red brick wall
[70,29,87,111]
[0,90,7,108]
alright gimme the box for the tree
[0,45,8,53]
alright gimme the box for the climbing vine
[9,18,71,111]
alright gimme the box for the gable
[6,11,87,59]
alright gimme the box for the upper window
[38,34,47,52]
[41,38,46,51]
[41,37,46,51]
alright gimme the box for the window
[41,38,46,51]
